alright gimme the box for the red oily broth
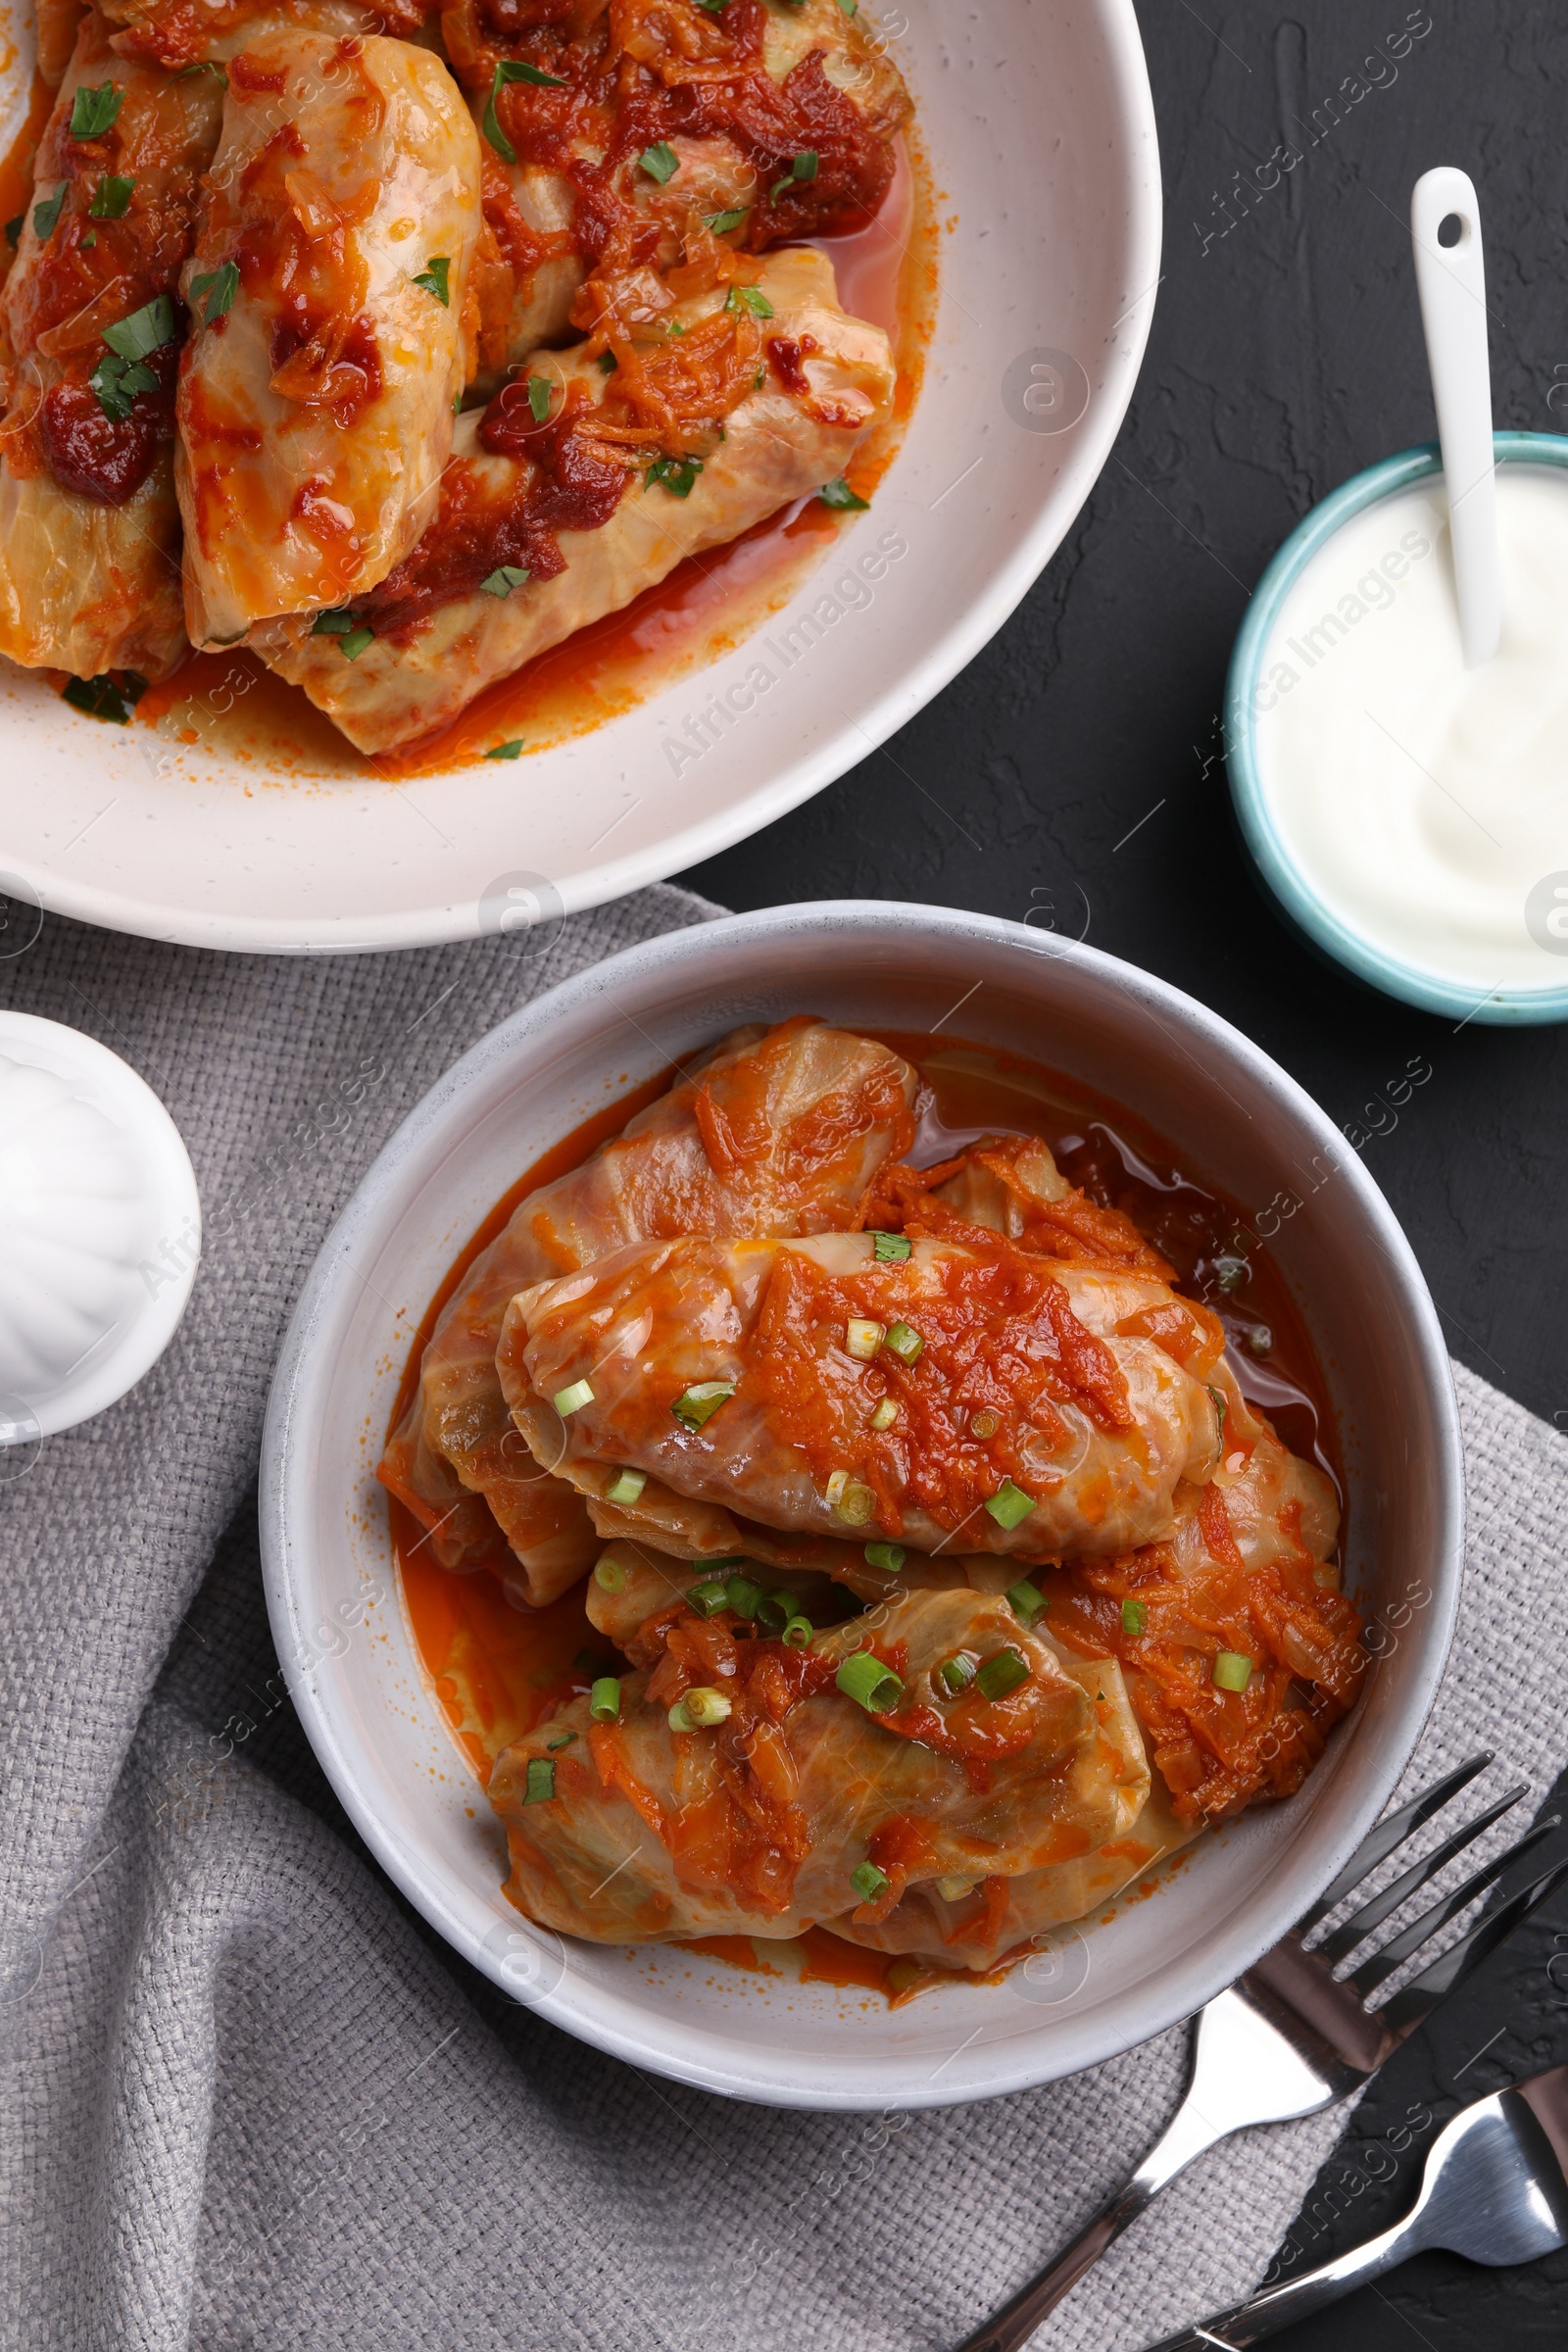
[390,1032,1340,1985]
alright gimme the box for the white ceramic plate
[0,1,1159,953]
[261,905,1463,2109]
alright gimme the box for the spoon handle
[1411,167,1500,668]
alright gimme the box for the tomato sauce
[388,1029,1342,1995]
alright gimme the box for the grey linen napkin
[2,886,1566,2352]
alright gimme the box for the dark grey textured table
[683,2,1568,2340]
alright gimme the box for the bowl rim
[1224,428,1568,1026]
[2,1,1162,958]
[260,902,1464,2107]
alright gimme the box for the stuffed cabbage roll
[377,1018,916,1600]
[0,13,222,677]
[99,0,427,71]
[875,1130,1181,1280]
[256,241,893,751]
[175,29,481,646]
[500,1231,1226,1563]
[449,0,908,382]
[490,1587,1133,1945]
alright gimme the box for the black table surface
[683,2,1568,2341]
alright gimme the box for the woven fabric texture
[1,891,1565,2352]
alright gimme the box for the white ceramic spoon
[1410,166,1500,667]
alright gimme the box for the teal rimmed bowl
[1225,430,1568,1026]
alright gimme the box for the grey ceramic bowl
[261,902,1462,2109]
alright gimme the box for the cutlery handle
[951,2093,1232,2352]
[1141,2215,1419,2350]
[1410,166,1499,667]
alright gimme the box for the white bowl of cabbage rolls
[262,902,1462,2108]
[0,0,1156,952]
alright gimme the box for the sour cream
[1248,465,1568,997]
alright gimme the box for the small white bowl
[261,905,1461,2110]
[0,0,1159,953]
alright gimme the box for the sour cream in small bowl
[1226,431,1568,1023]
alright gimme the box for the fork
[955,1752,1568,2352]
[1145,2059,1568,2346]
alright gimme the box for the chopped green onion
[593,1554,627,1592]
[480,564,530,597]
[672,1379,734,1430]
[936,1873,975,1902]
[189,259,240,324]
[102,294,175,362]
[89,173,134,219]
[639,141,678,183]
[70,82,122,140]
[851,1859,888,1903]
[845,1317,883,1361]
[547,1730,576,1749]
[819,474,870,511]
[756,1591,791,1635]
[1246,1324,1274,1357]
[482,59,568,164]
[485,739,524,760]
[781,1614,812,1649]
[522,1756,556,1803]
[863,1541,906,1574]
[589,1676,621,1721]
[606,1468,646,1505]
[687,1579,730,1618]
[670,1685,731,1731]
[868,1398,899,1432]
[828,1476,875,1526]
[525,373,552,423]
[1213,1650,1253,1692]
[705,207,748,233]
[553,1377,595,1416]
[1214,1254,1249,1293]
[173,59,226,82]
[80,229,96,247]
[414,254,451,305]
[311,608,356,635]
[1207,1384,1227,1436]
[1007,1579,1047,1628]
[882,1321,922,1365]
[870,1230,910,1262]
[596,349,617,372]
[31,184,66,240]
[969,1409,1001,1440]
[935,1652,976,1696]
[726,281,774,318]
[694,0,726,11]
[62,672,135,722]
[725,1574,765,1620]
[769,149,818,204]
[835,1651,904,1714]
[1121,1596,1148,1636]
[975,1647,1030,1701]
[88,352,156,422]
[338,627,374,661]
[985,1478,1036,1532]
[646,454,704,498]
[837,0,858,15]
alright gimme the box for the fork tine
[1349,1815,1561,1996]
[1295,1750,1494,1935]
[1314,1784,1529,1962]
[1375,1854,1568,2042]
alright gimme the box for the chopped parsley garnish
[485,739,524,760]
[31,184,66,240]
[339,625,374,662]
[705,207,748,234]
[770,150,818,204]
[311,608,358,635]
[3,215,21,248]
[189,260,238,324]
[414,255,451,305]
[694,0,727,10]
[480,564,530,597]
[70,83,123,140]
[819,474,870,510]
[62,672,137,722]
[838,0,858,14]
[726,282,774,318]
[639,141,678,184]
[88,351,157,421]
[646,454,703,498]
[526,373,552,422]
[80,229,96,249]
[102,294,175,363]
[482,59,568,165]
[89,174,134,219]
